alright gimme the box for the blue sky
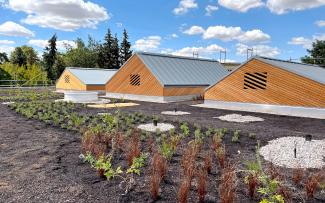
[0,0,325,63]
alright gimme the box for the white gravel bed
[97,112,112,116]
[260,136,325,169]
[1,102,15,105]
[55,99,110,104]
[137,123,175,132]
[215,114,264,123]
[161,111,191,116]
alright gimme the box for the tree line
[0,28,133,83]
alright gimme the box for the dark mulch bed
[0,98,324,203]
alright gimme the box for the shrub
[180,122,190,136]
[305,174,319,199]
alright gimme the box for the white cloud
[205,5,219,16]
[202,25,270,43]
[316,20,325,27]
[183,26,205,35]
[116,22,123,28]
[0,45,15,54]
[6,0,109,31]
[237,29,271,43]
[171,33,179,38]
[236,43,280,58]
[0,40,15,45]
[171,44,225,58]
[288,37,312,49]
[28,39,76,50]
[0,21,34,37]
[203,26,242,41]
[173,0,198,15]
[218,0,264,12]
[266,0,325,14]
[134,36,162,51]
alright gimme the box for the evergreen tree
[43,34,58,80]
[120,29,132,65]
[10,47,27,67]
[111,34,120,69]
[0,52,9,64]
[52,54,66,80]
[98,29,114,68]
[301,40,325,67]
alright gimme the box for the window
[64,75,70,83]
[243,72,267,90]
[130,74,140,86]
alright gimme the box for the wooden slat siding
[56,69,86,91]
[163,86,205,96]
[86,85,105,91]
[105,55,164,96]
[205,59,325,108]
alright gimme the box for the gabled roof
[256,56,325,85]
[136,52,228,86]
[67,67,117,85]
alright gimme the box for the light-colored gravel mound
[260,136,325,169]
[55,99,110,104]
[1,102,15,105]
[161,111,191,116]
[137,123,175,132]
[215,114,264,123]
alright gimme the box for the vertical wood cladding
[205,59,325,108]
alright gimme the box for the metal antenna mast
[247,48,254,60]
[220,49,227,63]
[193,52,199,58]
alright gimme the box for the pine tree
[111,34,120,69]
[120,29,133,65]
[43,34,58,80]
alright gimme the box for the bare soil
[1,99,324,203]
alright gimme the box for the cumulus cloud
[202,25,270,43]
[173,0,198,15]
[236,43,280,58]
[237,29,271,43]
[288,34,325,49]
[5,0,109,31]
[28,39,76,50]
[183,26,205,35]
[171,44,225,58]
[218,0,264,12]
[288,37,313,49]
[0,21,34,37]
[266,0,325,14]
[134,36,162,51]
[0,45,15,54]
[205,5,219,16]
[316,20,325,27]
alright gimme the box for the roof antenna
[193,51,199,58]
[220,49,227,63]
[247,48,254,60]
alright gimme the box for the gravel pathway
[161,111,191,116]
[216,114,264,123]
[137,123,175,132]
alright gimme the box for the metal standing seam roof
[136,52,229,86]
[67,67,118,85]
[255,56,325,85]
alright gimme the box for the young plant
[126,131,141,166]
[257,175,284,203]
[127,153,148,175]
[211,134,222,151]
[219,165,237,203]
[197,167,208,203]
[244,161,261,199]
[231,130,241,143]
[305,174,319,199]
[180,122,190,137]
[292,168,305,185]
[151,152,167,180]
[215,145,226,168]
[248,133,256,139]
[151,172,161,200]
[159,135,176,160]
[204,152,212,174]
[178,177,191,203]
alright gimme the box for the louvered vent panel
[243,72,267,90]
[130,74,141,86]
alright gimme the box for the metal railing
[0,80,54,87]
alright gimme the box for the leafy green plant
[127,153,148,175]
[257,175,284,203]
[159,135,176,160]
[232,130,241,142]
[248,133,256,139]
[180,122,190,136]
